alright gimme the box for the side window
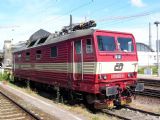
[26,52,30,61]
[86,39,93,53]
[17,53,22,61]
[75,40,81,54]
[51,46,57,57]
[36,50,42,60]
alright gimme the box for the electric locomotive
[13,20,144,109]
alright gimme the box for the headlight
[128,73,131,78]
[115,54,122,60]
[103,75,107,80]
[99,74,107,80]
[128,73,134,78]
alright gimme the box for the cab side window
[26,52,30,61]
[75,40,81,54]
[86,39,93,53]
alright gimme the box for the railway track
[138,79,160,87]
[136,88,160,98]
[137,79,160,98]
[0,91,41,120]
[102,106,160,120]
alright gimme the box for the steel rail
[125,106,160,117]
[102,109,131,120]
[0,90,42,120]
[137,79,160,98]
[136,88,160,98]
[102,106,160,120]
[138,79,160,84]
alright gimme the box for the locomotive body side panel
[13,33,98,93]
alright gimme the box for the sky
[0,0,160,50]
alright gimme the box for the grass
[55,103,115,120]
[8,81,37,95]
[5,82,114,120]
[0,71,37,95]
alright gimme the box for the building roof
[136,42,154,52]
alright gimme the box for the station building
[136,42,157,67]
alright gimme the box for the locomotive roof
[13,29,133,53]
[13,29,95,53]
[45,29,95,45]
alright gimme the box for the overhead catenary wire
[40,1,94,26]
[95,8,159,27]
[43,0,131,28]
[88,0,118,17]
[89,1,131,19]
[97,11,154,22]
[0,25,20,29]
[79,1,160,27]
[38,0,145,28]
[34,0,159,32]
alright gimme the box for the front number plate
[111,73,125,79]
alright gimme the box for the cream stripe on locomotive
[97,62,138,74]
[14,61,137,74]
[35,63,68,72]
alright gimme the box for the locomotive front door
[72,40,84,81]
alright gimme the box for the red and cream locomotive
[13,20,143,109]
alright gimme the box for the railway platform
[0,82,86,120]
[138,74,160,81]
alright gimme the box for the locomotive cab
[90,30,143,109]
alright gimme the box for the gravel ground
[104,108,160,120]
[131,95,160,114]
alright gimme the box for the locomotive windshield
[97,35,134,52]
[97,36,116,51]
[117,37,134,52]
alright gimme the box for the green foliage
[0,74,3,81]
[0,72,11,81]
[138,66,157,75]
[138,67,144,74]
[152,66,158,75]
